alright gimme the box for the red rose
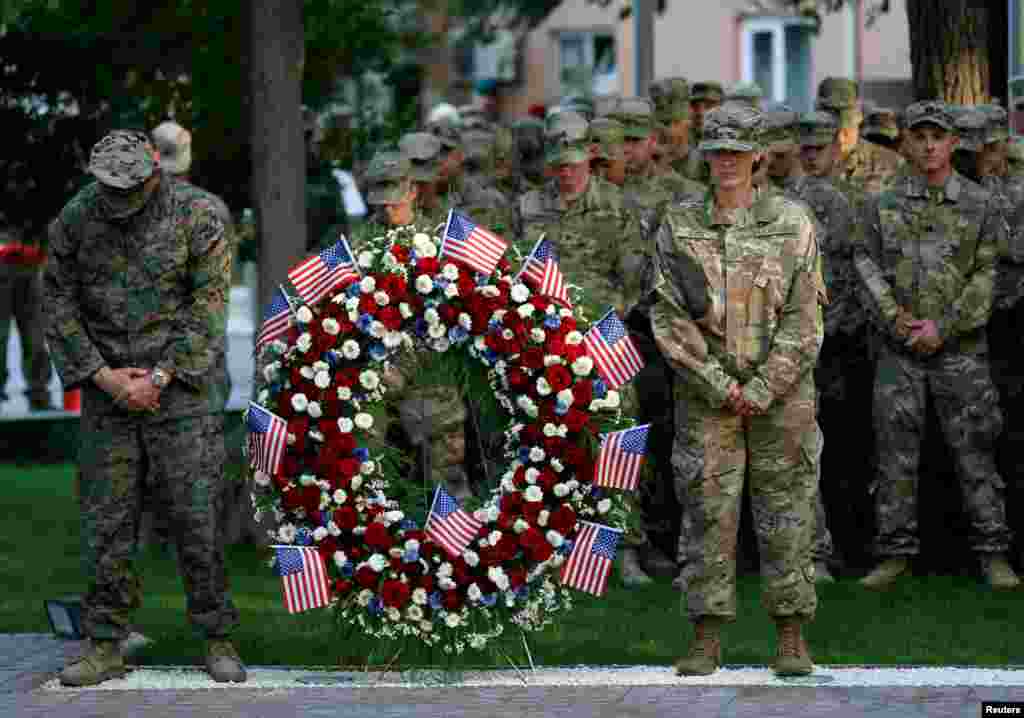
[420,542,436,561]
[358,293,376,314]
[418,575,435,593]
[282,488,304,512]
[564,344,585,363]
[548,505,577,535]
[528,541,554,562]
[545,336,565,355]
[497,257,511,273]
[349,547,363,560]
[538,400,557,423]
[378,306,402,331]
[521,423,543,445]
[442,590,462,611]
[336,367,360,388]
[287,415,309,442]
[365,522,394,551]
[277,392,295,419]
[438,304,458,325]
[402,561,421,576]
[314,331,336,355]
[572,381,593,407]
[501,491,523,513]
[335,579,354,594]
[521,348,544,370]
[495,533,519,561]
[333,433,356,455]
[273,473,291,491]
[497,512,517,531]
[389,556,403,571]
[391,244,410,263]
[316,536,339,562]
[457,274,476,298]
[519,527,544,550]
[478,546,500,567]
[564,408,589,433]
[522,500,543,523]
[545,365,573,393]
[507,368,528,390]
[281,456,301,480]
[529,295,549,311]
[338,458,361,479]
[537,468,559,492]
[355,565,378,589]
[380,273,407,298]
[381,580,411,608]
[507,566,527,589]
[417,257,440,275]
[333,506,358,530]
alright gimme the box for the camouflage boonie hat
[89,130,158,190]
[544,110,590,164]
[649,77,690,123]
[699,102,763,153]
[726,82,763,108]
[863,107,900,141]
[364,150,411,205]
[954,109,989,152]
[690,82,724,103]
[977,104,1011,145]
[797,110,839,147]
[817,77,859,109]
[904,100,956,132]
[761,108,799,151]
[613,96,657,139]
[428,118,461,150]
[589,117,625,160]
[398,132,443,182]
[458,104,490,130]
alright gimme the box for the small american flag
[274,546,331,614]
[255,286,294,352]
[440,210,508,276]
[595,424,650,491]
[246,402,287,477]
[518,237,572,308]
[425,485,483,559]
[560,522,622,596]
[287,237,359,306]
[582,310,645,389]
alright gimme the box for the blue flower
[324,350,340,368]
[295,527,313,546]
[559,539,574,555]
[415,318,429,337]
[448,326,469,344]
[368,597,384,616]
[403,549,419,564]
[590,487,605,500]
[341,562,354,578]
[434,277,450,289]
[354,447,370,462]
[480,592,498,606]
[483,349,499,363]
[515,586,529,600]
[429,591,443,610]
[369,342,388,361]
[357,314,374,333]
[399,519,418,531]
[543,315,561,330]
[555,399,570,416]
[593,378,608,399]
[518,447,531,463]
[346,283,361,298]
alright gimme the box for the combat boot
[204,639,247,683]
[858,557,908,590]
[675,617,724,676]
[813,561,835,584]
[980,553,1021,590]
[620,547,653,587]
[772,617,814,676]
[58,639,127,687]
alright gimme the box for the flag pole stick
[513,232,546,284]
[520,630,536,672]
[338,233,362,277]
[438,209,454,260]
[423,484,441,532]
[496,642,529,685]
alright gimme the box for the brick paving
[3,634,1023,718]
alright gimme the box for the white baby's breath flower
[551,458,565,473]
[486,505,501,522]
[546,530,564,548]
[597,498,612,514]
[412,588,428,606]
[357,250,375,269]
[355,413,374,430]
[386,607,401,622]
[510,284,530,303]
[566,331,584,346]
[488,566,510,591]
[291,393,309,413]
[322,317,341,336]
[360,370,380,391]
[368,554,388,572]
[516,395,538,418]
[524,485,543,502]
[327,521,341,537]
[488,530,503,546]
[296,306,313,324]
[337,417,354,433]
[307,401,323,419]
[571,356,594,376]
[342,340,361,360]
[553,483,570,498]
[374,291,390,306]
[517,304,534,318]
[296,333,313,353]
[543,423,560,437]
[536,377,552,396]
[359,276,376,294]
[501,476,517,493]
[416,275,434,294]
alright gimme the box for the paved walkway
[5,634,1023,718]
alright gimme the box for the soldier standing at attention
[649,77,697,178]
[588,117,628,188]
[45,131,243,685]
[686,82,724,184]
[855,102,1019,591]
[398,131,445,227]
[650,103,824,677]
[762,109,804,191]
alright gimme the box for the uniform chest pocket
[140,236,189,283]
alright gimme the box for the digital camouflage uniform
[761,109,804,192]
[853,103,1014,561]
[683,82,723,185]
[650,105,824,622]
[43,131,237,641]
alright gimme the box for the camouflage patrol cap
[544,110,590,164]
[977,104,1011,145]
[761,108,799,151]
[699,102,763,153]
[817,77,859,109]
[612,96,657,139]
[89,130,158,190]
[904,100,956,132]
[364,150,412,205]
[398,132,443,182]
[690,82,724,103]
[428,117,461,150]
[954,109,988,152]
[863,107,900,141]
[589,117,625,160]
[458,104,490,130]
[649,77,691,123]
[726,82,764,108]
[797,110,839,147]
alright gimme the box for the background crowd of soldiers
[347,75,1024,592]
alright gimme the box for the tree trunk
[906,0,990,103]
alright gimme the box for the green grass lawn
[3,463,1023,668]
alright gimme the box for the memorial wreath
[249,220,642,655]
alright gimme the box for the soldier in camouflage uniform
[725,82,763,110]
[762,109,804,191]
[359,151,422,234]
[454,128,518,238]
[426,117,467,227]
[685,82,723,184]
[789,111,865,583]
[44,131,243,686]
[650,77,697,178]
[399,131,446,229]
[863,107,902,153]
[589,117,627,187]
[511,118,549,195]
[647,103,823,677]
[816,78,905,197]
[854,102,1019,591]
[303,107,349,252]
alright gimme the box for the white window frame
[740,16,815,105]
[557,30,618,96]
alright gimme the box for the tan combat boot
[620,547,654,588]
[58,639,127,687]
[980,553,1021,591]
[674,617,723,676]
[772,617,813,676]
[858,557,908,590]
[205,639,247,683]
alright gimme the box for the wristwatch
[150,368,172,390]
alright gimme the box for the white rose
[419,241,438,258]
[556,389,575,407]
[386,607,401,622]
[300,365,316,380]
[333,551,348,569]
[571,356,594,376]
[486,505,500,522]
[415,275,434,294]
[467,583,482,602]
[360,370,380,391]
[480,286,500,297]
[444,282,459,299]
[546,530,564,548]
[322,317,341,336]
[291,393,309,413]
[510,284,530,303]
[360,461,376,475]
[277,524,296,543]
[253,470,271,487]
[525,468,540,484]
[443,263,460,280]
[412,232,431,247]
[337,417,354,433]
[536,377,552,396]
[566,331,584,345]
[296,306,313,324]
[399,302,413,319]
[544,354,562,366]
[368,554,388,572]
[513,518,529,534]
[383,331,403,349]
[296,333,313,353]
[488,530,503,546]
[412,588,428,606]
[501,328,515,340]
[445,613,462,628]
[309,429,325,443]
[487,566,510,591]
[598,498,612,514]
[313,526,328,542]
[529,447,545,462]
[492,309,507,323]
[538,510,550,527]
[359,276,376,294]
[553,483,570,498]
[517,304,534,318]
[314,370,331,390]
[424,308,440,325]
[604,390,621,409]
[530,328,546,344]
[355,413,374,430]
[437,562,453,578]
[428,323,446,339]
[307,401,323,419]
[551,458,565,473]
[524,485,543,502]
[438,577,456,591]
[350,475,363,491]
[337,386,352,401]
[345,297,360,312]
[470,634,487,650]
[262,361,280,383]
[357,250,375,268]
[368,321,385,338]
[374,291,390,306]
[333,489,348,505]
[501,476,517,493]
[384,510,404,524]
[516,395,538,418]
[357,589,373,606]
[341,340,360,360]
[327,521,341,537]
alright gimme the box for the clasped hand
[95,367,161,412]
[726,384,760,418]
[895,310,943,357]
